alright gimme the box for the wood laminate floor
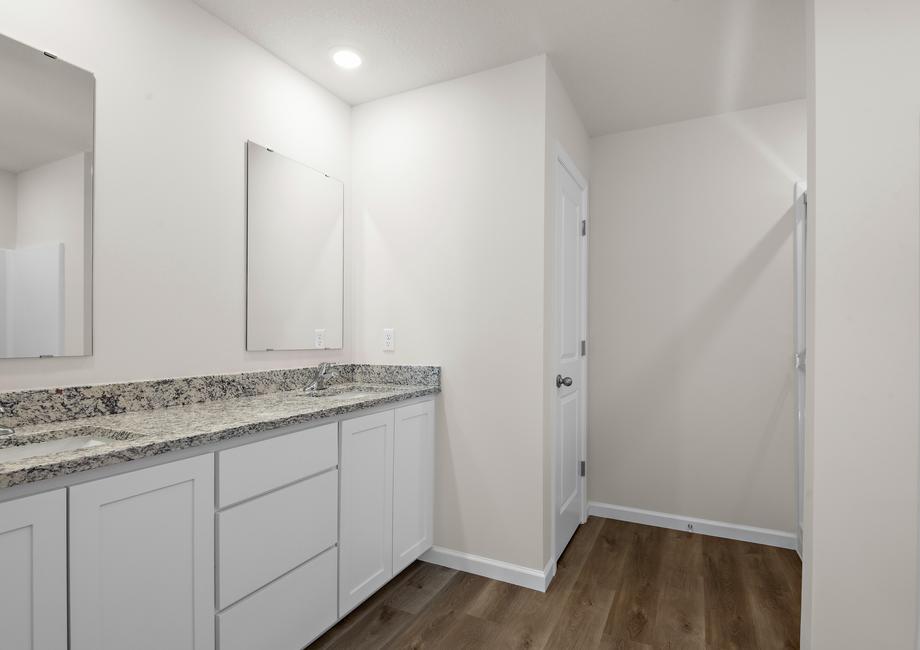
[312,516,802,649]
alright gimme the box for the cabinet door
[0,490,67,650]
[339,409,394,615]
[393,400,435,574]
[70,455,215,650]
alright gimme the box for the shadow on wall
[433,388,465,550]
[618,206,794,517]
[730,364,794,521]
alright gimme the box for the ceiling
[0,33,94,173]
[193,0,805,137]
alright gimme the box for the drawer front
[218,547,337,650]
[218,422,337,507]
[218,470,338,609]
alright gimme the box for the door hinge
[581,340,586,356]
[579,460,586,477]
[581,220,586,236]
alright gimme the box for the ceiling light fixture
[331,48,362,70]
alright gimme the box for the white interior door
[794,182,807,557]
[554,149,587,561]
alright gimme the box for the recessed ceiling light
[332,48,362,70]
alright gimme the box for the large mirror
[0,34,94,359]
[246,142,344,351]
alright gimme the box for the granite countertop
[0,382,438,489]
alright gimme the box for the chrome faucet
[0,406,14,437]
[306,363,338,392]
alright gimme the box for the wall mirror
[0,33,94,359]
[247,142,344,351]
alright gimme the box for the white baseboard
[421,546,556,592]
[543,557,557,590]
[587,501,797,550]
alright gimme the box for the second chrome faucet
[306,363,338,392]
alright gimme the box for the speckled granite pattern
[0,364,440,428]
[0,381,439,489]
[350,364,441,387]
[0,427,139,448]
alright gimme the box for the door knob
[556,375,573,388]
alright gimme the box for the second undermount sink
[302,385,393,400]
[328,391,378,400]
[0,427,137,464]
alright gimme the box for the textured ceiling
[193,0,805,136]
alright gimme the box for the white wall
[588,100,805,533]
[802,1,920,647]
[0,0,351,391]
[16,153,89,356]
[352,56,548,570]
[543,61,591,565]
[0,170,15,248]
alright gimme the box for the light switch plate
[314,329,325,348]
[383,328,394,351]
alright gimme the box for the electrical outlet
[383,328,395,352]
[314,329,325,349]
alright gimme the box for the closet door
[339,409,394,616]
[70,455,215,650]
[0,490,67,650]
[393,400,435,574]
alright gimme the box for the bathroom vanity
[0,364,438,650]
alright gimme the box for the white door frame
[793,180,807,558]
[551,142,589,565]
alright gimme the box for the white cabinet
[217,469,338,609]
[0,395,434,650]
[393,401,435,573]
[216,425,340,649]
[339,409,395,615]
[0,490,67,650]
[69,455,215,650]
[339,399,436,615]
[217,547,337,650]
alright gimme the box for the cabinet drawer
[218,422,337,507]
[218,547,337,650]
[218,470,337,609]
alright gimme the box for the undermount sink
[302,385,392,400]
[0,427,136,464]
[326,391,378,400]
